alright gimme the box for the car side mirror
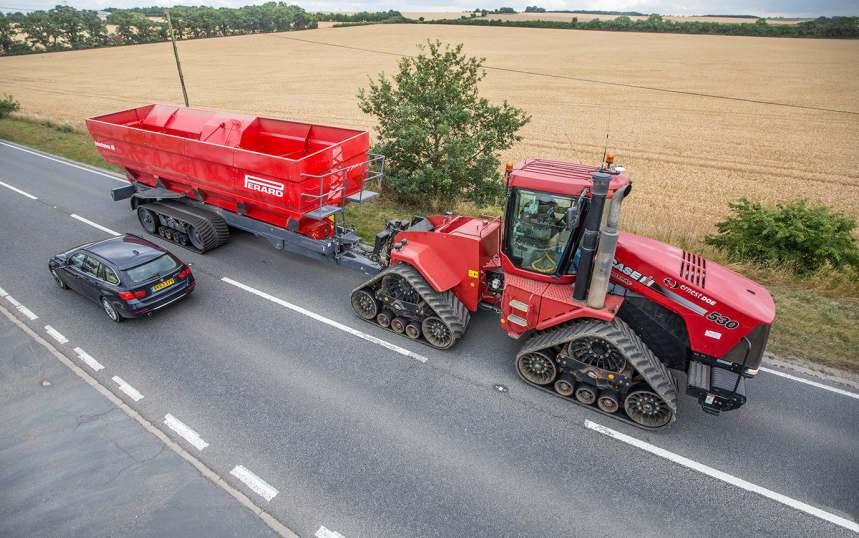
[566,206,580,231]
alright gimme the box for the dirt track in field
[1,24,857,242]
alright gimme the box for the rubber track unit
[351,263,471,349]
[516,317,678,430]
[140,201,229,253]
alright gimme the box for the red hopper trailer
[86,104,384,270]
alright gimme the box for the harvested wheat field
[1,24,857,243]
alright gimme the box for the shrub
[705,198,859,274]
[0,94,20,119]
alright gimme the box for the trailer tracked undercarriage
[350,264,470,350]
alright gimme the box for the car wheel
[101,297,122,323]
[50,268,69,289]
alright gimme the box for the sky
[1,0,856,17]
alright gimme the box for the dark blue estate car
[48,234,195,322]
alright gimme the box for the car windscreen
[125,255,179,284]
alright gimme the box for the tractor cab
[502,159,630,278]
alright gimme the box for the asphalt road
[0,312,278,538]
[0,140,857,537]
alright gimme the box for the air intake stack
[573,172,611,301]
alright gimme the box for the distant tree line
[0,3,316,56]
[316,10,403,23]
[426,14,859,39]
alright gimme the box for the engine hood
[615,232,775,325]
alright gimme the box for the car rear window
[125,255,179,284]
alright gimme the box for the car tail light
[178,266,192,279]
[118,289,146,301]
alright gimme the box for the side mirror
[566,206,580,231]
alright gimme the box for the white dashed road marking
[0,141,129,183]
[315,525,346,538]
[230,465,279,502]
[73,347,104,372]
[222,277,429,364]
[3,294,37,320]
[0,179,38,200]
[112,376,144,401]
[164,414,209,451]
[760,367,859,400]
[70,213,120,236]
[585,420,859,533]
[44,325,68,344]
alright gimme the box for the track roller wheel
[138,207,159,234]
[574,385,597,405]
[597,391,621,414]
[517,351,557,386]
[553,375,575,397]
[390,317,406,334]
[624,388,674,428]
[351,289,378,320]
[405,322,420,340]
[422,316,454,349]
[376,311,391,328]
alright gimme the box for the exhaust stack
[573,172,611,301]
[587,183,629,309]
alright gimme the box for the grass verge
[2,114,855,373]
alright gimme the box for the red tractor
[86,105,775,430]
[351,158,775,429]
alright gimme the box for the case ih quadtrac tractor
[86,104,775,430]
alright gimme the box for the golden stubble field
[2,24,857,243]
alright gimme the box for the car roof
[82,234,169,270]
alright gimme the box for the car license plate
[152,278,175,292]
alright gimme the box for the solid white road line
[315,525,346,538]
[5,294,21,307]
[70,213,120,236]
[230,465,279,502]
[0,140,129,183]
[0,179,38,200]
[585,419,859,533]
[760,367,858,400]
[222,277,429,363]
[164,414,209,451]
[112,376,144,401]
[73,347,105,372]
[0,286,6,296]
[44,325,68,344]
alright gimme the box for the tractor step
[346,190,379,203]
[687,361,746,415]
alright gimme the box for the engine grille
[680,250,707,288]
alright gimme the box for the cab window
[507,189,574,274]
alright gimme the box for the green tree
[358,41,529,208]
[0,14,17,54]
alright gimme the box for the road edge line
[0,139,129,183]
[584,419,859,533]
[0,302,298,538]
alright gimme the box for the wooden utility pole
[164,9,189,107]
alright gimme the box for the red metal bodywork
[395,159,775,361]
[390,215,501,312]
[85,104,371,239]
